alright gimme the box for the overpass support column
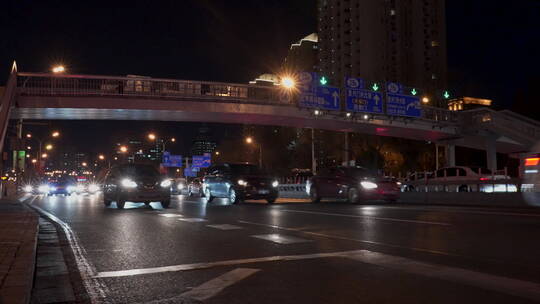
[486,138,497,172]
[445,144,456,167]
[344,132,349,167]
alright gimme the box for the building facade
[317,0,447,93]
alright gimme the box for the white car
[426,166,515,192]
[522,142,540,206]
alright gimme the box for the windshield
[117,165,160,177]
[345,167,375,178]
[229,164,266,176]
[470,167,492,174]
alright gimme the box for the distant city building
[317,0,447,93]
[448,97,492,111]
[283,33,318,72]
[191,127,216,156]
[249,73,280,86]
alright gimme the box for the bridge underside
[11,96,523,153]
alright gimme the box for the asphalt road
[26,193,540,304]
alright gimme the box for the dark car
[45,176,77,196]
[306,166,400,203]
[187,178,204,197]
[203,163,279,204]
[103,164,171,209]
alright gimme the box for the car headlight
[88,184,99,193]
[272,180,279,187]
[38,185,50,193]
[177,183,184,190]
[237,179,247,186]
[121,178,137,188]
[360,181,378,190]
[161,179,172,188]
[24,185,33,193]
[397,182,402,186]
[67,186,76,193]
[49,186,57,192]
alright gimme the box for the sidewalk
[0,198,39,304]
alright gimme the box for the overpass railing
[17,73,293,106]
[16,73,459,124]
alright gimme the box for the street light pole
[258,144,263,168]
[311,128,316,175]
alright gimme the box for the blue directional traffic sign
[297,72,318,92]
[346,89,383,114]
[162,153,182,167]
[386,93,422,117]
[184,167,197,177]
[299,86,341,111]
[192,155,205,168]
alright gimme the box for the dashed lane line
[280,209,452,226]
[180,268,260,301]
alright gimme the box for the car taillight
[525,157,540,166]
[479,177,490,181]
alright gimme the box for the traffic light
[319,76,328,86]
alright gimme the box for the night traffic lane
[27,194,540,303]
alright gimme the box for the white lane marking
[252,234,312,244]
[371,205,540,218]
[30,205,108,303]
[281,209,451,226]
[178,218,207,222]
[157,213,183,218]
[348,250,540,301]
[94,249,365,278]
[180,268,260,301]
[207,224,243,230]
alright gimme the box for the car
[306,166,400,203]
[171,178,187,195]
[187,178,204,196]
[203,163,279,204]
[522,142,540,206]
[427,166,514,192]
[41,176,78,196]
[102,164,172,209]
[402,171,433,192]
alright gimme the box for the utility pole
[344,131,349,167]
[311,128,316,175]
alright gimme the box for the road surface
[26,194,540,303]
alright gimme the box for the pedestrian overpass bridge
[2,64,540,170]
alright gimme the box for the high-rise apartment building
[317,0,447,93]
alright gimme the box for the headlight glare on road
[161,179,172,188]
[24,185,33,193]
[76,184,85,192]
[38,185,49,193]
[88,184,99,193]
[272,180,279,187]
[237,179,247,186]
[67,185,76,193]
[360,181,378,190]
[121,178,137,188]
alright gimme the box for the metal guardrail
[15,73,460,124]
[460,108,540,144]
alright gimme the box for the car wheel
[229,189,242,204]
[116,200,125,209]
[309,186,321,203]
[104,199,112,207]
[267,197,276,204]
[205,187,214,202]
[188,189,193,196]
[347,188,360,204]
[144,201,151,206]
[161,200,170,208]
[458,185,469,192]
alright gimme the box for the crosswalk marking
[207,224,243,230]
[180,268,260,301]
[178,218,207,223]
[251,234,312,244]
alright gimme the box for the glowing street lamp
[52,65,65,74]
[171,137,176,143]
[45,144,53,151]
[215,151,220,156]
[422,97,430,104]
[245,137,262,167]
[119,146,128,153]
[148,133,156,141]
[98,154,105,160]
[281,76,296,89]
[52,131,60,137]
[31,159,37,164]
[82,162,87,167]
[26,134,32,138]
[41,153,48,158]
[245,137,253,144]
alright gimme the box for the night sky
[1,0,539,153]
